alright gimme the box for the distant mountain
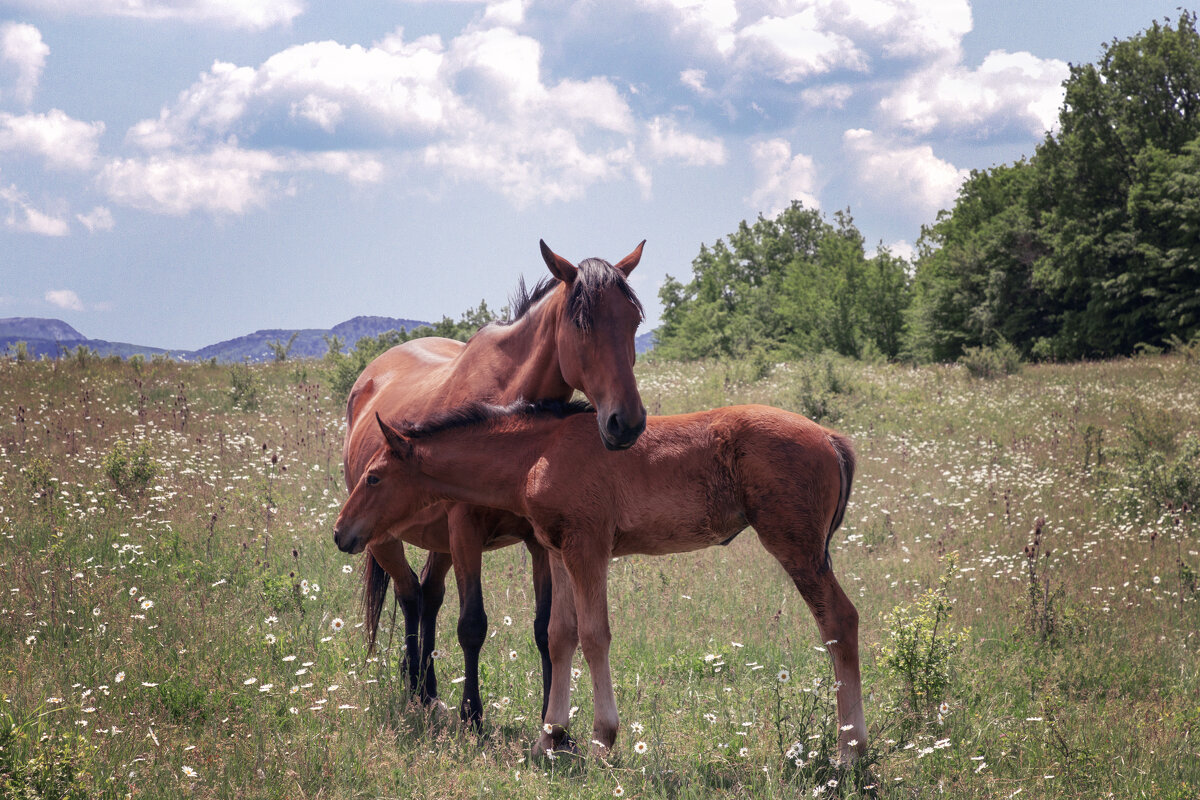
[1,315,658,362]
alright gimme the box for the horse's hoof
[532,732,579,761]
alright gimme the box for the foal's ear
[613,240,646,277]
[375,412,412,459]
[540,239,578,284]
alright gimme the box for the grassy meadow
[1,349,1198,799]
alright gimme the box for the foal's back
[524,405,842,557]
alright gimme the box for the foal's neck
[411,416,566,513]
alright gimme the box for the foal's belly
[610,516,749,557]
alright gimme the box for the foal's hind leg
[534,553,578,758]
[447,505,489,725]
[758,533,867,762]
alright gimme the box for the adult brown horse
[342,241,647,723]
[333,400,867,764]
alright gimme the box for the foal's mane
[398,398,594,440]
[494,259,643,332]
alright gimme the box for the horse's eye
[366,474,380,486]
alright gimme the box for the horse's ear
[375,412,412,459]
[540,239,577,284]
[613,240,645,277]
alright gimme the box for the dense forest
[655,12,1200,363]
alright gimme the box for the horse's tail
[824,433,856,565]
[361,549,391,651]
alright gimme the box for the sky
[0,0,1191,350]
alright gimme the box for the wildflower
[430,648,444,660]
[613,786,625,797]
[341,564,353,574]
[259,684,273,692]
[703,713,717,724]
[244,678,257,685]
[129,586,138,596]
[630,722,644,735]
[282,655,296,662]
[182,765,197,778]
[571,667,582,680]
[264,634,277,645]
[331,617,344,632]
[141,599,154,610]
[1153,575,1161,585]
[939,701,950,715]
[264,616,278,625]
[503,615,513,626]
[301,580,310,595]
[738,747,748,757]
[633,741,648,754]
[92,606,101,617]
[827,778,839,789]
[289,707,298,715]
[508,650,518,661]
[840,724,854,732]
[848,739,859,747]
[115,671,125,683]
[24,635,35,645]
[543,723,554,734]
[777,668,791,683]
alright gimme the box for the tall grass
[0,351,1196,798]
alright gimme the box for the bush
[879,552,970,713]
[103,438,158,495]
[228,363,260,411]
[959,338,1022,378]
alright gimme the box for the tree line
[656,12,1200,363]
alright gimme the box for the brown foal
[333,400,867,763]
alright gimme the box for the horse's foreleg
[448,506,487,725]
[528,540,554,720]
[369,539,423,697]
[534,554,578,758]
[559,546,617,757]
[418,550,452,705]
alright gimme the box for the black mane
[397,398,594,439]
[493,258,643,331]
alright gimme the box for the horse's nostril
[606,412,622,437]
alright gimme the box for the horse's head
[333,414,423,555]
[540,240,647,451]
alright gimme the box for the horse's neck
[452,295,571,403]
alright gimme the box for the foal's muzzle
[333,523,366,555]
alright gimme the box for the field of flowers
[1,350,1197,799]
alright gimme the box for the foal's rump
[726,406,852,567]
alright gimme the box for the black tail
[362,550,391,651]
[825,433,856,561]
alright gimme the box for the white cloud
[98,147,283,215]
[843,128,968,218]
[123,26,642,210]
[98,145,384,215]
[801,84,853,109]
[881,49,1068,137]
[77,206,114,232]
[737,9,866,82]
[45,289,84,311]
[3,1,303,30]
[0,110,105,170]
[748,138,821,216]
[0,181,70,236]
[0,22,49,106]
[645,116,725,165]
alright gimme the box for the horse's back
[343,337,466,483]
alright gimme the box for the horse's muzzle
[600,407,646,451]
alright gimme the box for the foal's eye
[366,474,380,486]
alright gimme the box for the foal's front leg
[537,545,618,758]
[534,553,578,757]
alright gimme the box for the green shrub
[103,438,158,495]
[228,363,261,411]
[879,552,971,713]
[959,338,1022,378]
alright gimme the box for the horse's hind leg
[369,539,424,698]
[758,531,867,763]
[418,550,452,705]
[528,540,553,720]
[448,505,489,725]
